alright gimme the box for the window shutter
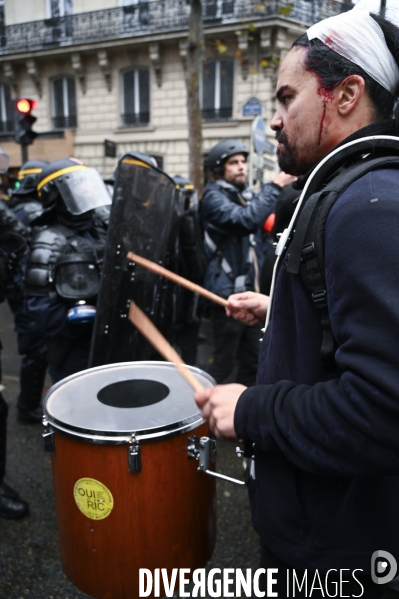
[123,70,135,124]
[202,61,216,119]
[138,68,149,124]
[219,59,233,118]
[53,78,64,118]
[67,77,77,126]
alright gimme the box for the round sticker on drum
[73,478,114,520]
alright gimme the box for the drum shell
[51,421,216,599]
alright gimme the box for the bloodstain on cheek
[317,86,334,145]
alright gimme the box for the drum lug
[128,435,142,474]
[188,436,245,486]
[188,435,216,469]
[42,417,55,453]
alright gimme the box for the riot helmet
[173,175,198,212]
[36,159,112,221]
[173,175,194,191]
[120,151,159,169]
[207,139,249,172]
[129,151,158,168]
[15,160,50,196]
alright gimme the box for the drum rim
[43,361,214,443]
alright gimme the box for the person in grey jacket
[202,138,294,385]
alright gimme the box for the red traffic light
[16,98,37,114]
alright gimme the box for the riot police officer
[14,158,111,419]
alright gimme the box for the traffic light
[14,98,38,146]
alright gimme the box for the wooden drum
[43,361,216,599]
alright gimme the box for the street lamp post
[380,0,387,17]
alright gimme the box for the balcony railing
[202,107,232,121]
[52,115,77,129]
[122,112,150,126]
[0,0,351,55]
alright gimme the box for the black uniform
[0,198,30,517]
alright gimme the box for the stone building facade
[0,0,351,179]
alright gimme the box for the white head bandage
[307,7,399,94]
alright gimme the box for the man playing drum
[195,6,399,597]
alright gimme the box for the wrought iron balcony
[52,115,77,129]
[0,0,351,56]
[121,112,150,126]
[202,107,233,121]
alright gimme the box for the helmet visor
[55,168,112,215]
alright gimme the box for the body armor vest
[25,225,74,296]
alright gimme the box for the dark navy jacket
[202,180,280,298]
[235,165,399,572]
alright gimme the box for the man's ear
[337,75,366,116]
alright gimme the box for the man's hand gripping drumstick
[226,291,269,326]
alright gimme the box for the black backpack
[283,136,399,371]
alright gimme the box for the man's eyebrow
[276,85,293,100]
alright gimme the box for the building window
[50,0,73,17]
[202,59,233,121]
[121,68,150,126]
[51,76,77,129]
[120,0,149,29]
[0,0,4,30]
[204,0,235,21]
[0,82,13,134]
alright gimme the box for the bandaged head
[306,7,399,95]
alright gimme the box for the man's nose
[270,111,282,131]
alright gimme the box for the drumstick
[129,302,203,392]
[127,252,229,309]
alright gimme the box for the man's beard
[234,178,246,191]
[225,173,246,190]
[275,131,298,175]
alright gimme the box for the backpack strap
[204,229,234,280]
[286,155,399,371]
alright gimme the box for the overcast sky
[353,0,399,24]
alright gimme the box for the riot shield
[89,152,179,366]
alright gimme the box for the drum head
[44,362,214,442]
